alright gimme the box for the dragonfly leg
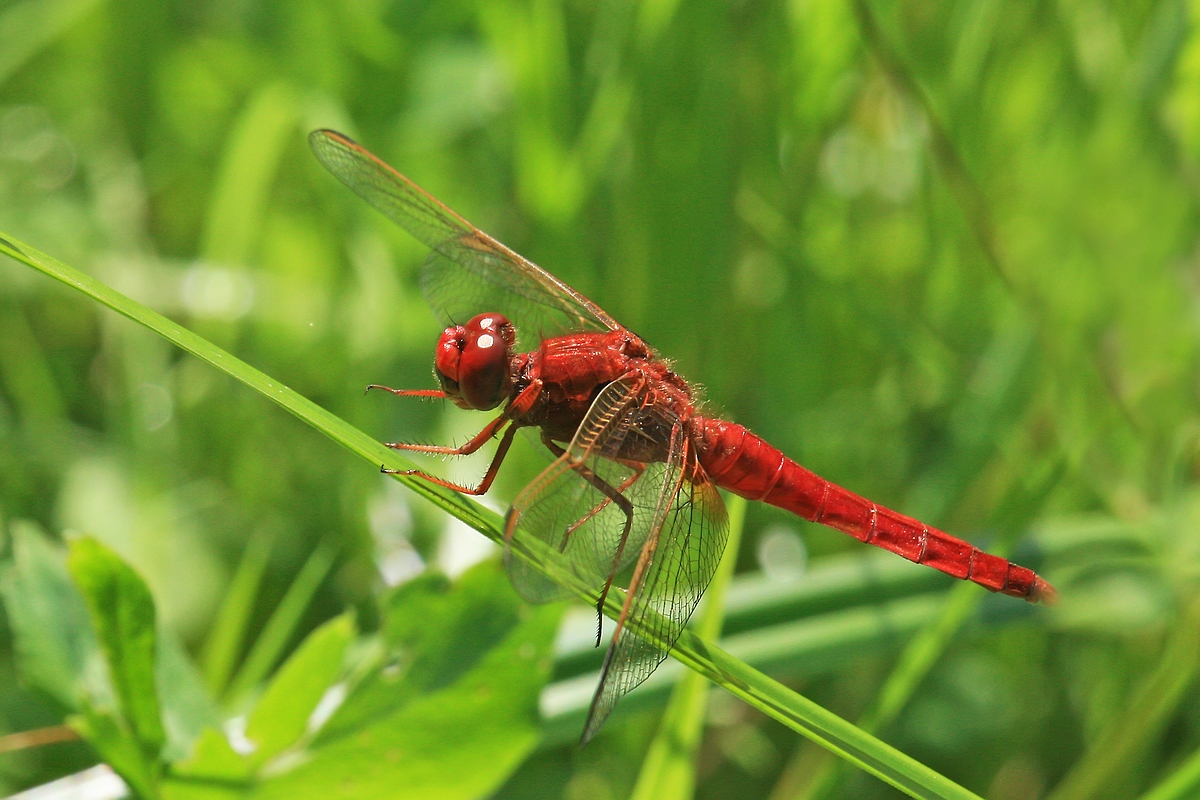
[508,378,543,416]
[561,463,644,543]
[383,423,518,495]
[541,432,647,646]
[540,433,645,552]
[384,412,509,456]
[366,384,446,398]
[382,378,542,456]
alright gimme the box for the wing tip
[579,643,618,747]
[578,700,609,749]
[309,128,355,145]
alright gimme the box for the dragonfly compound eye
[434,325,467,401]
[457,313,515,410]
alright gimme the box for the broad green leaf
[630,495,747,800]
[0,521,102,708]
[250,605,562,800]
[379,560,522,693]
[158,633,222,765]
[169,727,253,783]
[163,727,253,800]
[2,523,218,775]
[244,614,356,765]
[70,706,160,800]
[68,536,166,757]
[317,561,521,741]
[161,780,246,800]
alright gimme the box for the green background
[2,0,1200,798]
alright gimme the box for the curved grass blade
[630,494,747,800]
[1046,595,1200,800]
[224,542,338,703]
[1140,745,1200,800]
[0,231,983,800]
[779,459,1067,800]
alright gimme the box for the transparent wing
[580,436,729,745]
[309,129,618,346]
[504,378,672,604]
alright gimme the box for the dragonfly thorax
[434,312,515,410]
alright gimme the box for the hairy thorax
[510,330,696,450]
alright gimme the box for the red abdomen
[693,418,1054,603]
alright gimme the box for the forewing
[580,435,730,745]
[309,129,617,345]
[504,378,669,604]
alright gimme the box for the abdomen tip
[1028,577,1058,606]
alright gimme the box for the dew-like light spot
[307,683,347,733]
[181,265,254,320]
[139,383,173,432]
[477,333,495,349]
[757,524,807,581]
[224,716,256,755]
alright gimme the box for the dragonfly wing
[420,249,605,351]
[580,422,729,745]
[503,377,671,604]
[309,129,618,344]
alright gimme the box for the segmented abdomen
[692,417,1054,603]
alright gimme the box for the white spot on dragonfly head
[477,333,495,349]
[480,316,494,329]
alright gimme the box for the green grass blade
[781,459,1067,800]
[200,82,301,265]
[1047,595,1200,800]
[225,542,336,703]
[0,301,67,425]
[1139,745,1200,800]
[200,528,275,696]
[0,232,491,532]
[0,0,102,87]
[630,495,747,800]
[1,231,983,800]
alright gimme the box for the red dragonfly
[309,129,1056,745]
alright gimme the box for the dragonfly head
[434,313,516,411]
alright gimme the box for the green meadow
[2,1,1199,799]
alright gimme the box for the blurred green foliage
[2,0,1200,798]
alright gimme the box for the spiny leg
[383,423,519,495]
[366,385,446,398]
[385,412,509,457]
[380,379,543,457]
[541,432,645,646]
